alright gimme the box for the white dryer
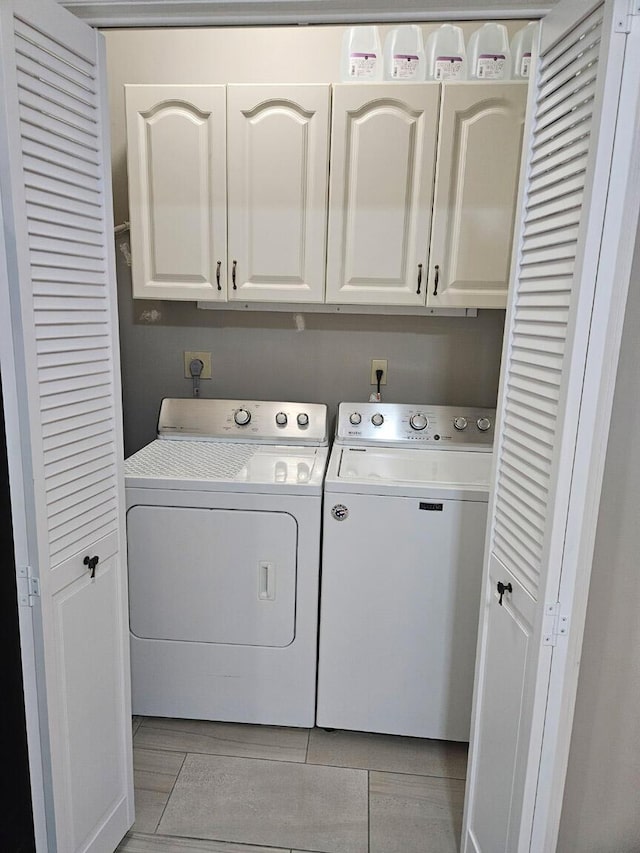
[317,402,494,741]
[125,398,328,728]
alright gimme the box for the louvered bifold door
[0,2,133,851]
[464,3,630,852]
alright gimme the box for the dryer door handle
[258,562,275,600]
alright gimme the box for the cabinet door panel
[228,85,330,303]
[126,85,227,301]
[326,84,439,306]
[428,82,527,308]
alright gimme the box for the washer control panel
[158,398,328,445]
[336,403,495,449]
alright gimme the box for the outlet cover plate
[184,351,212,379]
[370,359,388,385]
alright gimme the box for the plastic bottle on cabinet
[510,22,537,79]
[383,25,425,81]
[341,26,383,81]
[467,23,511,80]
[424,24,467,81]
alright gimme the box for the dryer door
[128,506,297,647]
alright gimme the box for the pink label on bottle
[434,55,464,80]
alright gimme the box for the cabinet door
[326,84,439,306]
[227,85,330,303]
[428,82,527,308]
[126,85,227,301]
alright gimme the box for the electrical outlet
[370,359,388,385]
[184,351,212,379]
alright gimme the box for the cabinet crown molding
[60,0,554,28]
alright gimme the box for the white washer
[125,397,328,727]
[317,402,495,741]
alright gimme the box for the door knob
[497,580,512,606]
[84,555,99,579]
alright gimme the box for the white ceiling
[60,0,556,27]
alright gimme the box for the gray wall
[557,233,640,851]
[104,25,514,454]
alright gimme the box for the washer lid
[125,439,328,494]
[327,446,492,501]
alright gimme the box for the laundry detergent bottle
[424,24,467,81]
[383,25,425,81]
[510,21,538,79]
[467,22,511,80]
[341,26,383,81]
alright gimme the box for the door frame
[3,4,639,853]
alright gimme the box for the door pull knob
[84,555,99,579]
[497,580,513,606]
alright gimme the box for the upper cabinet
[125,80,528,309]
[427,82,528,308]
[125,85,227,301]
[325,84,440,306]
[227,85,330,303]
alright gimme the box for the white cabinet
[427,82,527,308]
[126,85,227,301]
[127,84,330,304]
[227,85,330,303]
[326,84,440,306]
[126,81,527,310]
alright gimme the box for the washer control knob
[349,412,362,425]
[275,412,288,426]
[453,417,468,431]
[297,412,309,427]
[410,413,428,431]
[234,408,251,426]
[371,413,384,427]
[477,417,492,432]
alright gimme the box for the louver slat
[14,18,118,569]
[490,10,601,599]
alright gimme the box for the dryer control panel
[158,398,328,445]
[335,403,495,449]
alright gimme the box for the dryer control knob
[410,413,428,431]
[234,408,251,426]
[349,412,362,425]
[275,412,288,426]
[297,412,309,427]
[477,417,492,432]
[371,413,384,427]
[454,417,468,431]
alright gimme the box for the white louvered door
[464,2,637,851]
[0,2,133,851]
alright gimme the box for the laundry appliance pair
[125,397,494,738]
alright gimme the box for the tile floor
[118,717,467,853]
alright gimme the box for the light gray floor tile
[135,717,309,763]
[370,771,465,853]
[134,747,186,793]
[158,752,368,853]
[308,728,468,779]
[132,748,186,833]
[117,830,289,852]
[131,788,171,835]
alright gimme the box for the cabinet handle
[417,263,423,295]
[232,259,237,290]
[433,265,440,296]
[216,260,221,291]
[83,554,99,579]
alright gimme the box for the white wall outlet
[370,359,388,385]
[184,351,212,379]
